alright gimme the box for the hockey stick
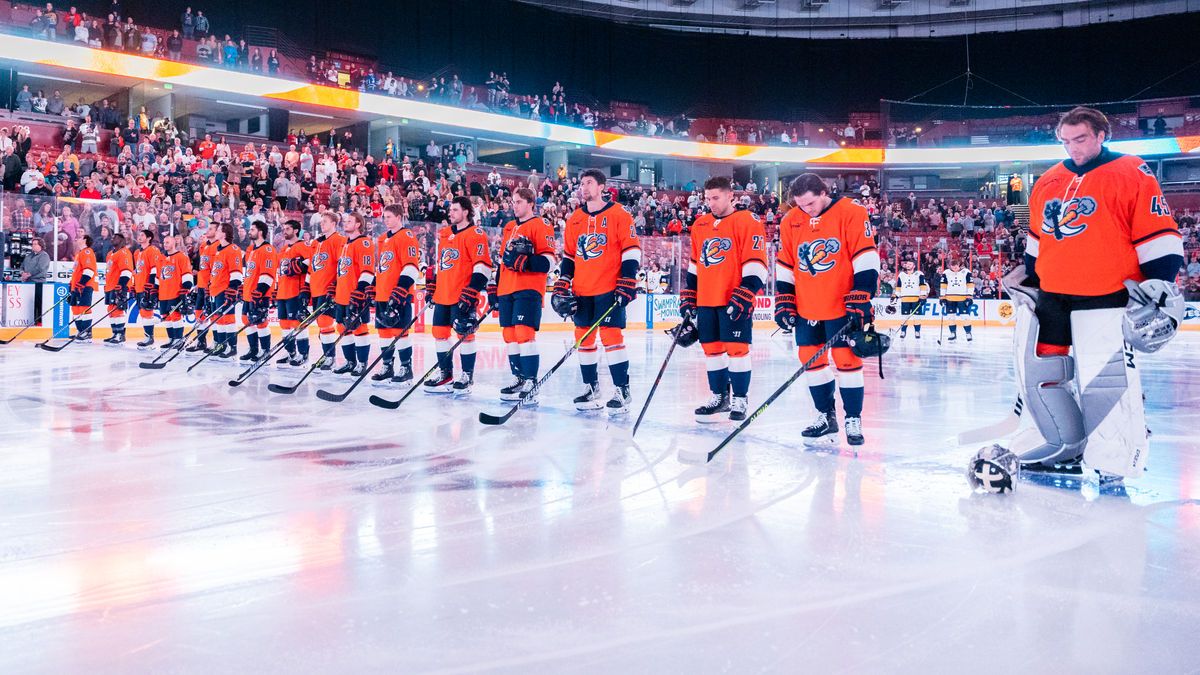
[187,320,254,373]
[631,317,691,438]
[315,309,423,402]
[478,302,618,426]
[34,294,107,349]
[228,300,332,387]
[955,394,1023,445]
[0,292,73,344]
[139,298,234,369]
[266,327,352,395]
[681,322,852,464]
[936,300,946,345]
[887,299,927,337]
[366,309,492,410]
[37,302,124,352]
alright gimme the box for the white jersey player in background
[894,258,928,339]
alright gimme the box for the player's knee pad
[217,315,235,326]
[168,311,181,323]
[109,307,124,319]
[575,326,597,348]
[354,325,369,336]
[701,341,726,356]
[513,325,536,343]
[432,325,452,340]
[317,314,335,331]
[1018,315,1086,466]
[458,332,476,343]
[599,327,623,347]
[280,319,297,330]
[798,345,826,370]
[502,326,516,343]
[832,346,863,372]
[378,327,395,339]
[140,308,155,320]
[725,342,750,358]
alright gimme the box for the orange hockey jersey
[562,203,640,297]
[309,232,346,298]
[70,246,98,291]
[689,210,767,307]
[242,242,278,300]
[776,196,879,321]
[432,224,492,305]
[334,235,376,304]
[276,240,313,301]
[1027,151,1182,296]
[208,243,243,297]
[158,250,194,301]
[104,248,134,292]
[498,216,556,296]
[133,244,162,293]
[375,228,421,300]
[196,240,219,291]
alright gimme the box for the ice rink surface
[1,325,1199,673]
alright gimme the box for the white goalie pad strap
[1018,314,1086,466]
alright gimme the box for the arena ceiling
[507,0,1199,37]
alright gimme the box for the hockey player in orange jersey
[207,222,244,358]
[132,229,162,350]
[156,234,195,350]
[495,187,557,404]
[275,219,314,366]
[240,222,278,362]
[308,211,347,369]
[988,106,1185,484]
[186,225,220,353]
[68,233,99,342]
[424,196,492,394]
[371,204,422,384]
[553,169,641,413]
[101,233,134,345]
[333,212,376,377]
[775,173,880,446]
[682,176,768,423]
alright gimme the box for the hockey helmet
[666,320,699,348]
[848,326,890,358]
[967,444,1021,493]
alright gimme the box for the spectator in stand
[250,48,263,73]
[222,36,238,68]
[194,11,209,39]
[140,26,157,55]
[21,238,51,282]
[16,85,33,112]
[167,29,183,60]
[1153,110,1167,136]
[47,90,66,115]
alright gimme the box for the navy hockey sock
[809,378,836,414]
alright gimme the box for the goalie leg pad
[1072,307,1148,478]
[1018,313,1086,466]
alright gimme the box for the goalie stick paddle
[477,302,617,426]
[955,395,1023,445]
[683,322,852,464]
[631,317,691,438]
[315,309,423,402]
[367,305,493,410]
[267,327,352,395]
[36,302,124,352]
[34,294,107,349]
[139,298,234,369]
[228,301,331,387]
[0,292,73,345]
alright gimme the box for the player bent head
[1056,106,1110,167]
[703,176,735,217]
[513,187,535,219]
[789,173,832,217]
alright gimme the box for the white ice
[1,326,1199,673]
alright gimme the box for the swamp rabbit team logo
[797,238,840,275]
[1042,196,1096,240]
[699,237,732,267]
[439,248,460,271]
[576,233,608,261]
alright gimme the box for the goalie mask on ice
[1122,278,1184,354]
[967,445,1020,493]
[999,266,1150,479]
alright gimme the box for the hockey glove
[503,236,534,272]
[424,280,436,306]
[551,278,576,319]
[487,282,499,313]
[389,285,411,310]
[844,290,873,329]
[679,288,697,321]
[457,286,481,316]
[615,277,638,307]
[774,293,797,331]
[726,286,756,322]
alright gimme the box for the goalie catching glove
[1123,278,1184,353]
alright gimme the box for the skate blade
[801,435,838,447]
